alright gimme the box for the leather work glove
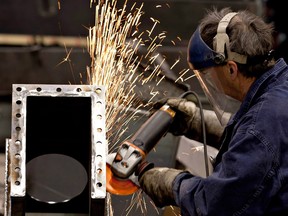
[166,97,197,137]
[152,95,197,137]
[153,95,231,147]
[138,166,185,208]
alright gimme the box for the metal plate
[6,84,107,215]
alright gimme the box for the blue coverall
[173,58,288,216]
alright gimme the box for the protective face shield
[187,12,247,125]
[191,66,232,125]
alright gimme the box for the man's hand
[152,96,197,137]
[153,93,230,147]
[138,167,184,208]
[166,97,197,136]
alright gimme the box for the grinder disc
[106,164,139,195]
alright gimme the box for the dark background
[0,0,283,215]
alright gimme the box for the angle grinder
[106,104,176,195]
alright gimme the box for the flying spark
[86,1,197,215]
[87,0,177,214]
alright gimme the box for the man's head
[188,7,275,76]
[187,7,275,124]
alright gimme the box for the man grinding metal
[137,7,288,215]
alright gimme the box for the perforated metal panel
[5,84,108,216]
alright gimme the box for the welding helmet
[187,12,247,125]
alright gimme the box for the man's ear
[227,61,238,80]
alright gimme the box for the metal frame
[5,84,107,215]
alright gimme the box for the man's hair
[199,7,275,78]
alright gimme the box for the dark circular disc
[26,154,88,204]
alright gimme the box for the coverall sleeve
[172,129,275,216]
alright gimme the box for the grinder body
[106,104,176,195]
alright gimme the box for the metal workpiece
[5,84,108,216]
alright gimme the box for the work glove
[153,94,231,147]
[166,97,197,137]
[138,166,185,208]
[152,95,197,137]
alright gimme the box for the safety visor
[188,27,222,70]
[191,66,230,126]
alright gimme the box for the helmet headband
[188,12,247,70]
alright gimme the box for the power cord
[180,91,209,177]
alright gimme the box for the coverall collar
[229,58,288,125]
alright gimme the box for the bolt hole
[16,87,22,92]
[96,88,102,94]
[76,88,82,92]
[56,88,62,92]
[16,127,21,131]
[16,113,21,118]
[16,100,22,105]
[15,181,20,186]
[36,87,42,92]
[96,182,102,188]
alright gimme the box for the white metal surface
[176,136,218,178]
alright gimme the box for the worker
[137,7,288,215]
